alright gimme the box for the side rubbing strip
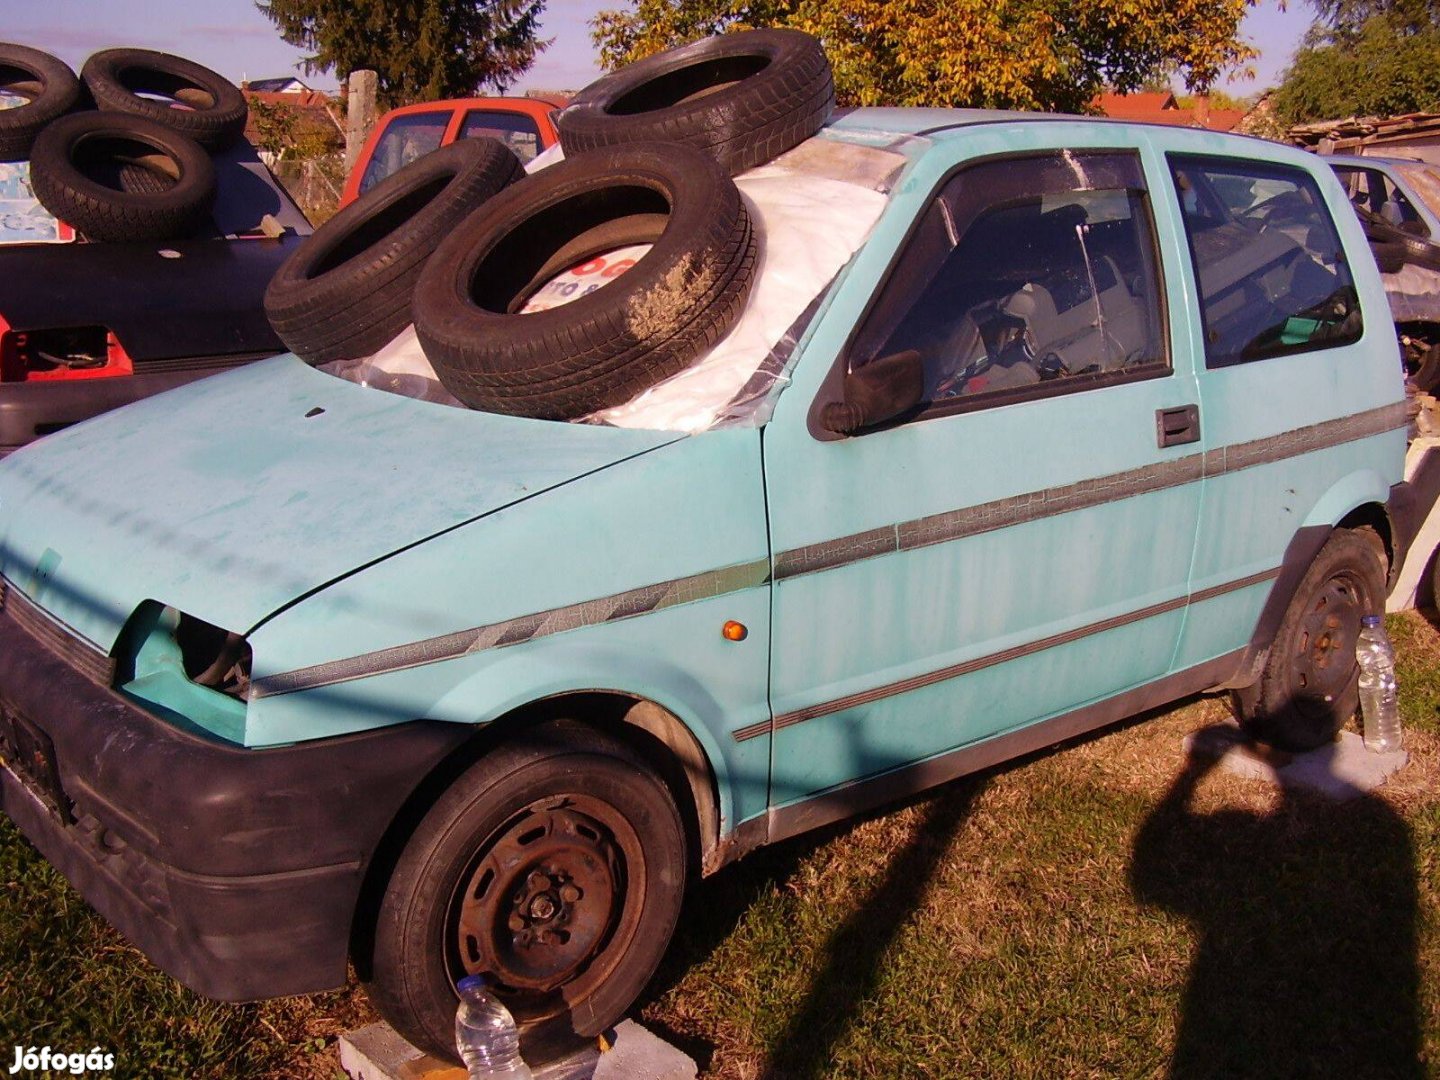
[732,566,1281,742]
[250,558,772,698]
[775,402,1406,582]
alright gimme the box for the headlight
[114,603,252,742]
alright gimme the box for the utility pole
[346,69,378,174]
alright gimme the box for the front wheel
[1234,527,1387,751]
[364,722,686,1064]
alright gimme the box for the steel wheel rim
[446,792,646,1026]
[1290,568,1366,716]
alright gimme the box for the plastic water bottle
[1356,615,1403,753]
[454,975,534,1079]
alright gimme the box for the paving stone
[1184,721,1409,801]
[338,1018,696,1080]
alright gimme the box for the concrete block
[339,1018,696,1080]
[1184,721,1408,801]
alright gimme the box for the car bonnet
[0,356,681,651]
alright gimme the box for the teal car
[0,111,1421,1062]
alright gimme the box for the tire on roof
[555,28,834,176]
[29,111,216,242]
[0,43,82,162]
[81,47,248,151]
[264,138,525,366]
[412,142,757,420]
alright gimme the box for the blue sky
[7,0,1314,98]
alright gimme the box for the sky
[5,0,1315,99]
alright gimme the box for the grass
[2,614,1439,1079]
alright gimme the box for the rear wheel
[1234,527,1387,751]
[365,722,686,1064]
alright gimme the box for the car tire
[555,28,834,176]
[413,142,757,419]
[0,43,82,162]
[364,721,686,1065]
[28,111,216,242]
[80,48,248,151]
[264,138,524,365]
[1234,526,1387,752]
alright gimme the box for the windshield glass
[358,112,449,195]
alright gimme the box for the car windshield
[358,113,449,196]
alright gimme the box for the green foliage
[1275,12,1440,123]
[1306,0,1440,35]
[591,0,1259,113]
[256,0,547,109]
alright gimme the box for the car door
[759,130,1205,811]
[1158,147,1408,674]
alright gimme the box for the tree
[257,0,548,108]
[591,0,1259,113]
[1274,6,1440,123]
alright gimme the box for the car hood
[0,356,680,649]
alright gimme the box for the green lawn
[2,614,1437,1079]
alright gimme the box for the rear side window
[358,113,450,196]
[459,110,543,163]
[1332,164,1428,236]
[851,151,1168,413]
[1170,155,1362,368]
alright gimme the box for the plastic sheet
[322,137,899,431]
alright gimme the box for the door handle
[1156,404,1200,448]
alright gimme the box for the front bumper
[0,588,473,1000]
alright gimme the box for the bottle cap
[1362,615,1382,627]
[456,974,488,993]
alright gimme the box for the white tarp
[324,136,898,431]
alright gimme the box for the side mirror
[820,350,924,435]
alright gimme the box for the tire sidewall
[82,47,247,149]
[564,29,814,134]
[29,112,216,240]
[0,43,82,161]
[371,731,685,1062]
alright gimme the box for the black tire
[0,43,82,162]
[28,111,215,242]
[264,138,524,365]
[1360,209,1440,273]
[1234,527,1387,752]
[414,142,757,419]
[556,28,834,176]
[81,47,247,151]
[365,722,686,1064]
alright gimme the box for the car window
[358,113,450,196]
[1170,155,1362,369]
[458,110,543,163]
[851,151,1168,412]
[1332,164,1428,236]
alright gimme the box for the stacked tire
[266,28,836,422]
[1,43,246,242]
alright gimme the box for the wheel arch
[347,688,725,979]
[1223,477,1395,691]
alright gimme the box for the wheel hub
[1294,576,1362,704]
[454,800,624,994]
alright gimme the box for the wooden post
[346,69,378,174]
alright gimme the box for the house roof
[1094,91,1178,118]
[1093,91,1243,132]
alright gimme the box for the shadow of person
[1130,728,1421,1079]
